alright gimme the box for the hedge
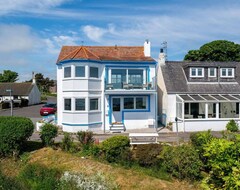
[0,116,34,157]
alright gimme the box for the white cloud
[82,24,116,42]
[0,0,69,14]
[44,35,79,54]
[0,24,40,53]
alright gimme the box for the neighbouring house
[56,40,157,132]
[0,80,41,106]
[157,49,240,132]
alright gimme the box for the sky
[0,0,240,81]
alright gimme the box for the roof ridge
[59,47,81,61]
[83,47,100,59]
[82,46,89,59]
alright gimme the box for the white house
[56,41,157,132]
[157,50,240,132]
[0,82,41,106]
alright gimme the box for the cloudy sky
[0,0,240,81]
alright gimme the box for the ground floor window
[124,98,134,109]
[90,98,99,111]
[64,98,71,111]
[136,97,146,109]
[75,98,85,111]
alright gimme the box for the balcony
[105,78,156,91]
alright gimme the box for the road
[0,96,57,125]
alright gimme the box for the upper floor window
[208,68,216,77]
[190,68,204,77]
[90,67,99,78]
[64,67,71,78]
[75,66,85,77]
[220,68,234,78]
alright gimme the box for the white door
[112,97,122,123]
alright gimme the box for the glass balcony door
[111,69,126,89]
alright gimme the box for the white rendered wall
[172,119,240,132]
[166,94,177,123]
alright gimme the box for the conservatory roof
[177,94,240,102]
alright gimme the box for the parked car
[40,103,57,116]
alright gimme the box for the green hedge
[0,116,34,157]
[40,123,58,146]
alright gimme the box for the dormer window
[208,68,216,77]
[190,68,204,78]
[220,68,234,78]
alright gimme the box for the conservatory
[174,94,240,132]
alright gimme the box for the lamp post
[175,117,179,145]
[6,89,13,116]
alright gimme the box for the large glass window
[136,97,146,109]
[111,69,126,89]
[75,98,85,111]
[64,98,71,111]
[208,103,216,118]
[220,102,238,118]
[90,67,99,78]
[64,67,71,78]
[124,98,134,109]
[128,70,143,84]
[90,98,99,110]
[75,66,85,77]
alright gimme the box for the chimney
[144,39,151,57]
[158,48,166,65]
[32,72,36,84]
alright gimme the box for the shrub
[203,138,240,189]
[134,144,162,167]
[61,132,74,152]
[226,119,239,132]
[76,131,94,149]
[159,144,203,180]
[0,116,34,157]
[18,164,60,190]
[58,171,119,190]
[101,136,130,163]
[190,130,213,163]
[40,123,58,146]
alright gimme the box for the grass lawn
[0,147,201,190]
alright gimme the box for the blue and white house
[56,41,157,132]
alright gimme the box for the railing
[105,77,156,90]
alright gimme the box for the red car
[40,103,57,116]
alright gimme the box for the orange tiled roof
[57,46,155,63]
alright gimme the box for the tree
[0,70,18,82]
[184,40,240,61]
[28,73,54,93]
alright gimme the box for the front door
[112,97,122,123]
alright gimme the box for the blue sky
[0,0,240,81]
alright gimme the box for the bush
[190,130,213,163]
[76,131,94,149]
[101,136,130,163]
[0,116,34,157]
[134,144,162,167]
[40,123,58,146]
[226,119,239,132]
[18,164,60,190]
[203,138,240,189]
[61,132,74,152]
[58,171,119,190]
[159,144,203,180]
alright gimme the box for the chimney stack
[158,48,166,65]
[32,72,36,84]
[144,39,151,57]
